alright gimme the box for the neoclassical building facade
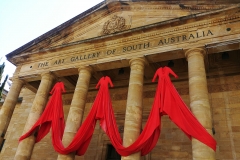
[0,0,240,159]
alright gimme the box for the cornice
[5,1,106,59]
[120,5,228,11]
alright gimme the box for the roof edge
[6,1,240,60]
[6,1,105,60]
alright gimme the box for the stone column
[57,66,92,160]
[14,72,55,160]
[121,58,145,160]
[0,77,24,140]
[185,48,215,160]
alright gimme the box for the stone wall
[209,74,240,160]
[0,88,34,160]
[1,73,240,160]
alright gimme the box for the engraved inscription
[34,29,214,69]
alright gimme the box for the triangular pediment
[7,1,236,59]
[47,3,229,48]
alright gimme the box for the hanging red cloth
[105,66,216,155]
[19,82,66,143]
[53,76,118,155]
[82,76,160,156]
[64,76,159,156]
[19,68,216,156]
[152,66,216,151]
[49,76,160,156]
[99,77,161,156]
[19,77,121,155]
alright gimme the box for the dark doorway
[106,144,121,160]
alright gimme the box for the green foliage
[0,62,8,99]
[0,62,5,82]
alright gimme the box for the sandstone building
[0,0,240,159]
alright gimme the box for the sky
[0,0,103,89]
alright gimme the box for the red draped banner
[19,67,216,156]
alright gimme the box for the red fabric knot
[50,82,66,94]
[152,66,178,82]
[96,76,114,89]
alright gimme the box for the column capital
[78,66,93,73]
[40,72,56,80]
[129,57,146,67]
[11,76,25,85]
[185,48,206,60]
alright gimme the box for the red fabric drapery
[19,82,65,143]
[151,67,216,151]
[19,67,216,156]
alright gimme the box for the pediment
[8,1,233,58]
[48,3,229,48]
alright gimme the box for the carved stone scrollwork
[102,15,131,35]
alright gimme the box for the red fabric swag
[19,67,216,157]
[19,82,65,143]
[151,67,216,151]
[54,76,116,155]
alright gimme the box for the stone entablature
[20,29,214,71]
